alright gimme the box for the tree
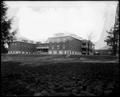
[105,3,119,56]
[1,1,14,53]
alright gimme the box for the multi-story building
[8,40,36,55]
[81,40,95,55]
[8,34,94,55]
[47,35,82,55]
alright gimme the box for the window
[72,51,74,55]
[22,51,25,54]
[64,51,67,54]
[48,51,52,54]
[75,52,78,55]
[12,51,14,54]
[59,50,63,54]
[67,50,71,55]
[63,44,65,49]
[57,45,60,49]
[53,50,57,54]
[16,51,18,54]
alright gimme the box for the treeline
[1,1,15,53]
[105,3,119,56]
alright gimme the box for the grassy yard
[1,54,118,64]
[1,55,119,96]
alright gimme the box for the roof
[47,35,83,41]
[12,40,36,44]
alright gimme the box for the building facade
[36,43,49,54]
[47,36,82,55]
[81,40,95,55]
[8,35,94,55]
[8,40,36,55]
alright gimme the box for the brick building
[8,34,94,55]
[81,40,95,55]
[47,36,83,55]
[8,40,36,55]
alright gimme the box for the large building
[47,36,83,55]
[8,40,36,55]
[8,34,94,55]
[81,40,95,55]
[95,46,112,55]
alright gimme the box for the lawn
[1,55,119,96]
[1,54,118,64]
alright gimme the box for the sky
[5,1,118,49]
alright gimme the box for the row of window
[48,50,81,55]
[8,50,82,55]
[8,51,48,55]
[51,45,65,50]
[49,38,67,43]
[8,51,32,54]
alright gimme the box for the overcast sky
[5,1,118,49]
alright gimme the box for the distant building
[8,40,36,55]
[8,34,94,55]
[95,46,112,55]
[81,40,95,55]
[47,36,82,55]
